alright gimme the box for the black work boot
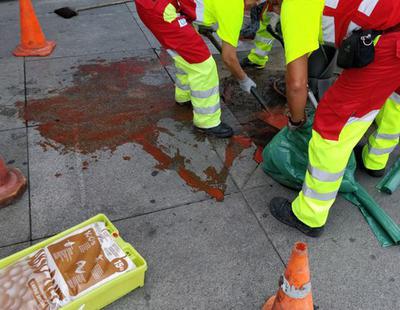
[240,57,265,70]
[195,122,233,138]
[354,145,386,178]
[269,197,324,238]
[176,100,191,107]
[365,168,386,178]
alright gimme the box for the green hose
[376,158,400,195]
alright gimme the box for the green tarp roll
[376,158,400,195]
[262,115,400,247]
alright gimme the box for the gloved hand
[287,114,307,131]
[238,75,256,94]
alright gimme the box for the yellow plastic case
[0,214,147,310]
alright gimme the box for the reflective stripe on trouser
[174,66,191,103]
[247,11,275,67]
[292,111,378,227]
[171,53,221,128]
[362,94,400,170]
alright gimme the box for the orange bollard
[262,242,314,310]
[0,156,27,207]
[13,0,56,57]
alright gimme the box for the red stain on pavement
[253,146,264,164]
[221,74,288,161]
[17,57,250,201]
[232,135,252,148]
[132,128,250,201]
[158,49,173,67]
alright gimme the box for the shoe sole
[194,127,233,139]
[176,102,191,107]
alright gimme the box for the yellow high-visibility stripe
[163,3,177,23]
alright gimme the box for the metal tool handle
[251,87,270,110]
[203,32,222,53]
[198,28,271,110]
[267,25,284,47]
[307,90,319,109]
[78,0,131,12]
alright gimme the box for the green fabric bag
[262,115,400,247]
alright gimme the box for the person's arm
[212,1,256,92]
[279,0,324,125]
[286,54,308,122]
[221,41,256,93]
[221,41,246,80]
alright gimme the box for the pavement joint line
[125,2,154,49]
[1,191,241,249]
[0,126,27,133]
[24,47,156,63]
[0,239,31,251]
[243,181,275,192]
[240,189,287,267]
[23,57,33,243]
[112,193,235,224]
[240,161,262,190]
[156,50,175,84]
[22,124,38,129]
[209,134,286,266]
[25,195,232,244]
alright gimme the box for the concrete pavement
[0,1,399,309]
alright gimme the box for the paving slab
[244,182,400,310]
[24,50,239,239]
[15,6,149,60]
[0,58,25,130]
[0,128,30,247]
[0,0,19,23]
[0,17,20,61]
[108,193,283,310]
[0,242,31,260]
[2,0,129,20]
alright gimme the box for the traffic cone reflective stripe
[262,242,314,310]
[279,274,312,299]
[13,0,56,57]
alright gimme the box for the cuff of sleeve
[217,30,238,48]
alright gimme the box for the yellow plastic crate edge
[0,213,148,310]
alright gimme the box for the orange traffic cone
[13,0,56,57]
[0,156,27,207]
[262,242,313,310]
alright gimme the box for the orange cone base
[262,296,276,310]
[13,40,56,57]
[0,168,27,207]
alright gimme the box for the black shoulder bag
[337,29,381,69]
